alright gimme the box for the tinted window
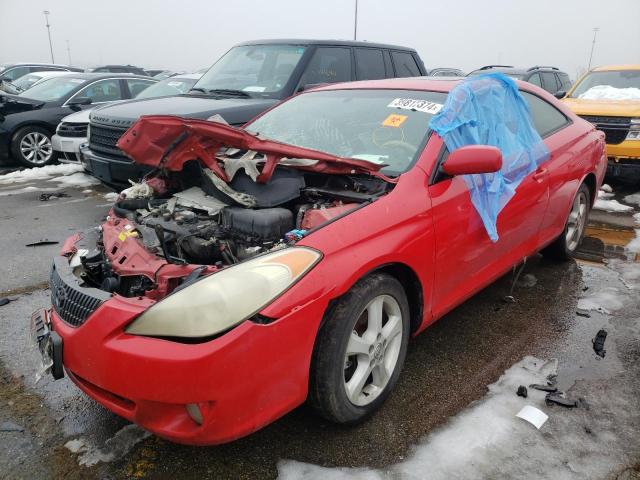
[391,51,420,77]
[521,91,569,137]
[354,48,386,80]
[126,78,154,97]
[76,79,123,102]
[540,72,559,93]
[527,73,542,87]
[2,66,29,81]
[299,47,352,86]
[558,73,571,90]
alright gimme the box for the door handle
[532,168,547,182]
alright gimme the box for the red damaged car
[32,77,605,445]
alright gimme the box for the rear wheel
[541,183,591,261]
[309,273,410,424]
[11,126,56,168]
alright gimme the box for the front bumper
[45,257,329,445]
[604,140,640,180]
[52,134,86,164]
[80,144,152,188]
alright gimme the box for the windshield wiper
[189,87,208,94]
[206,89,252,98]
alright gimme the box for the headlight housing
[126,247,321,339]
[626,118,640,141]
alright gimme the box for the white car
[11,71,75,92]
[53,73,203,164]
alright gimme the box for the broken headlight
[125,247,321,339]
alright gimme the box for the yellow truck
[562,65,640,180]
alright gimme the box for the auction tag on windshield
[382,114,408,127]
[388,98,443,114]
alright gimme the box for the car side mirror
[297,82,328,93]
[441,145,502,176]
[68,97,92,106]
[554,90,567,99]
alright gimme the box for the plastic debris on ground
[545,392,579,408]
[515,405,549,429]
[121,180,154,199]
[103,192,119,202]
[0,298,10,307]
[39,192,70,201]
[25,239,59,247]
[578,85,640,101]
[593,199,634,213]
[429,73,549,241]
[516,386,528,398]
[592,329,608,358]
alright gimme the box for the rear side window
[126,78,154,97]
[354,48,386,80]
[391,51,421,77]
[540,72,559,93]
[558,73,572,90]
[299,47,352,87]
[521,91,569,137]
[527,73,542,87]
[76,79,124,103]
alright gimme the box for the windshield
[19,76,85,102]
[245,89,447,176]
[193,44,305,97]
[570,70,640,98]
[12,73,41,91]
[136,77,198,99]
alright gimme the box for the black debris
[0,421,24,432]
[593,329,607,358]
[545,392,578,408]
[25,239,59,247]
[530,383,558,393]
[0,297,10,306]
[39,192,70,201]
[582,286,589,292]
[576,311,591,318]
[502,295,516,304]
[516,385,528,398]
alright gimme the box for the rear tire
[309,273,410,424]
[11,126,57,168]
[541,183,591,261]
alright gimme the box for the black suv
[467,65,572,96]
[82,39,426,187]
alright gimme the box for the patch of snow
[0,164,83,184]
[600,184,613,193]
[633,212,640,225]
[597,190,614,199]
[48,172,100,187]
[81,189,93,194]
[593,199,633,213]
[103,192,119,201]
[577,287,625,314]
[578,85,640,101]
[623,192,640,207]
[626,229,640,253]
[64,424,150,467]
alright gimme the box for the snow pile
[597,189,614,199]
[0,163,83,184]
[279,357,561,480]
[626,229,640,254]
[103,192,119,201]
[623,192,640,207]
[48,172,100,187]
[65,424,150,467]
[593,199,633,213]
[633,212,640,225]
[577,287,625,314]
[601,184,613,193]
[579,85,640,101]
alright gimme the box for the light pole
[587,27,599,70]
[43,10,54,63]
[66,40,72,65]
[353,0,358,41]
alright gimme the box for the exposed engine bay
[68,155,390,300]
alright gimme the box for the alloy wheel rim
[20,132,53,165]
[343,294,403,406]
[566,191,588,252]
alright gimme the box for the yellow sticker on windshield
[382,114,408,128]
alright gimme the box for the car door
[296,47,353,90]
[354,48,387,80]
[540,72,560,94]
[390,51,421,77]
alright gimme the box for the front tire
[309,273,410,424]
[11,126,57,168]
[541,183,591,261]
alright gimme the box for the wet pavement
[0,170,639,479]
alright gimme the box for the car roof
[314,77,462,93]
[593,64,640,72]
[167,73,203,80]
[469,66,526,75]
[93,64,145,69]
[235,38,418,52]
[49,72,151,80]
[1,62,78,69]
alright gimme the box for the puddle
[578,224,639,263]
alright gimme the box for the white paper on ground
[516,405,548,430]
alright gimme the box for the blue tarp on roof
[429,73,549,241]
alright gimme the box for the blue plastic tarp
[429,73,549,241]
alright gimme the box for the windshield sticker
[382,114,408,128]
[68,78,85,83]
[243,86,266,92]
[167,81,182,87]
[388,98,443,114]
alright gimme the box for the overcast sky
[1,0,639,78]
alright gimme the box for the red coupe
[33,77,606,445]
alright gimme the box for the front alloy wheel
[11,126,56,167]
[310,273,410,424]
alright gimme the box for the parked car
[144,69,166,77]
[53,74,202,164]
[89,65,149,76]
[80,39,427,187]
[0,63,83,93]
[467,65,572,95]
[426,68,464,77]
[0,73,156,167]
[34,76,605,445]
[562,64,640,181]
[10,71,75,93]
